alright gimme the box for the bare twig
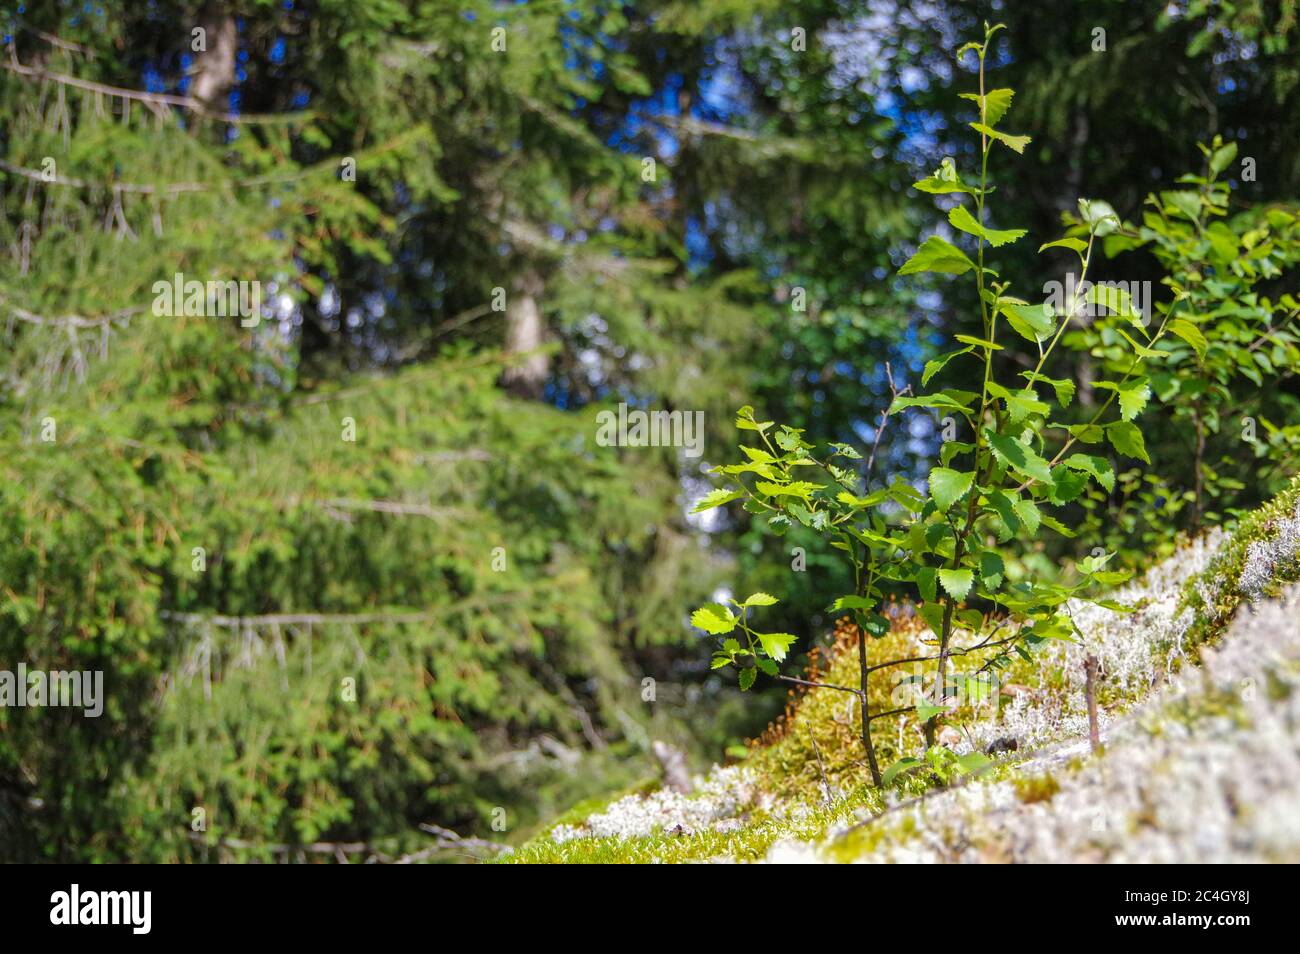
[808,730,836,806]
[1084,654,1102,752]
[867,705,916,723]
[777,674,862,696]
[864,361,910,482]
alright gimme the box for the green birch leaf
[922,346,974,386]
[882,757,923,786]
[1117,379,1151,421]
[1107,421,1151,463]
[1000,301,1056,342]
[979,551,1005,589]
[960,87,1014,126]
[1062,453,1116,492]
[985,430,1054,484]
[949,204,1027,247]
[946,204,1024,248]
[916,567,938,603]
[898,235,976,276]
[691,604,736,635]
[757,632,797,662]
[938,568,974,600]
[1038,237,1088,254]
[929,467,975,511]
[970,123,1031,153]
[690,488,745,513]
[1168,318,1208,358]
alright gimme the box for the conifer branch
[2,59,312,125]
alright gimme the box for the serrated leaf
[691,604,736,635]
[889,393,974,414]
[828,595,877,613]
[1013,498,1041,535]
[774,427,805,451]
[742,592,778,607]
[1086,282,1140,323]
[938,568,974,600]
[1022,371,1075,407]
[922,346,974,386]
[739,445,777,464]
[1161,190,1202,221]
[970,123,1031,153]
[757,632,797,662]
[985,490,1021,535]
[756,480,821,499]
[911,156,980,195]
[1116,328,1162,358]
[985,430,1054,484]
[735,407,773,432]
[1117,379,1150,422]
[1062,453,1116,492]
[979,551,1005,589]
[1048,465,1089,503]
[898,235,976,276]
[738,667,757,691]
[1040,515,1078,538]
[929,467,975,511]
[916,567,938,603]
[917,602,946,636]
[690,488,745,514]
[960,87,1014,126]
[1005,389,1050,425]
[1038,237,1088,254]
[1067,423,1104,444]
[1000,301,1056,342]
[948,204,1027,247]
[1107,420,1150,463]
[1168,317,1208,359]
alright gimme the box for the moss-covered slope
[508,476,1300,864]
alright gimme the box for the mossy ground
[508,475,1300,863]
[1178,474,1300,646]
[501,784,885,863]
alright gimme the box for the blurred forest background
[1,0,1298,861]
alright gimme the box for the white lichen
[549,765,756,842]
[957,529,1223,756]
[781,580,1300,864]
[1238,503,1300,601]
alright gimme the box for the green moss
[501,784,886,864]
[1013,772,1061,804]
[1177,474,1300,649]
[518,478,1300,863]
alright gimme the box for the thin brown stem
[777,674,862,696]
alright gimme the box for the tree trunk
[501,268,548,400]
[191,10,238,109]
